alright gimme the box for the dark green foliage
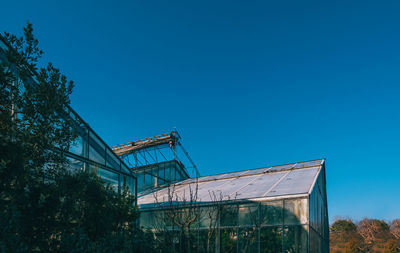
[0,23,155,252]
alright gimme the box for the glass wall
[135,160,189,192]
[65,108,136,195]
[0,36,136,196]
[309,167,329,253]
[140,197,309,253]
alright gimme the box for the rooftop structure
[138,159,324,208]
[139,159,329,253]
[112,130,199,192]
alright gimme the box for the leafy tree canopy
[0,23,153,252]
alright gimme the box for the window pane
[99,168,119,191]
[121,162,130,173]
[106,149,120,171]
[67,156,85,172]
[69,133,87,157]
[165,167,171,182]
[137,173,145,192]
[283,225,308,253]
[261,201,283,225]
[220,228,237,253]
[123,175,136,195]
[88,132,105,164]
[140,211,154,229]
[284,198,308,225]
[199,207,218,228]
[239,204,259,226]
[145,172,152,189]
[238,227,258,253]
[260,226,282,253]
[220,205,238,227]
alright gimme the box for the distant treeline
[330,218,400,253]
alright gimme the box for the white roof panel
[138,159,324,208]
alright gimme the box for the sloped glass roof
[138,159,325,208]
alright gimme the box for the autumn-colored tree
[330,218,400,253]
[391,219,400,240]
[358,218,392,245]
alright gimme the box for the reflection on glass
[260,201,283,225]
[238,227,258,253]
[283,225,308,253]
[199,207,218,228]
[106,149,120,171]
[220,228,237,253]
[239,204,259,226]
[284,198,308,225]
[220,205,238,227]
[99,168,119,191]
[69,134,85,157]
[123,175,136,195]
[67,156,84,171]
[260,226,282,253]
[121,162,130,173]
[140,211,154,229]
[88,132,105,164]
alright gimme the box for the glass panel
[165,167,171,182]
[283,225,308,253]
[140,211,154,229]
[260,200,283,225]
[145,172,152,189]
[260,226,282,253]
[88,132,105,164]
[239,204,259,226]
[220,228,237,253]
[137,173,145,192]
[121,162,130,173]
[66,156,85,172]
[123,175,136,195]
[220,205,238,227]
[106,149,120,171]
[69,132,87,157]
[284,198,308,225]
[68,114,88,158]
[88,163,100,175]
[99,168,119,191]
[198,229,216,253]
[199,207,218,229]
[158,167,165,180]
[238,227,258,253]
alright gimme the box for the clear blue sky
[2,0,399,222]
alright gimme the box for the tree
[330,219,359,242]
[0,23,152,252]
[358,218,392,245]
[330,219,365,253]
[391,219,400,240]
[152,182,202,253]
[150,182,232,253]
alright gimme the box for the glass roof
[138,159,325,208]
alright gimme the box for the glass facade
[138,161,329,253]
[309,167,329,253]
[140,198,311,253]
[65,108,136,195]
[135,160,189,192]
[0,36,136,196]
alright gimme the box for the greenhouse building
[137,159,329,253]
[1,33,328,253]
